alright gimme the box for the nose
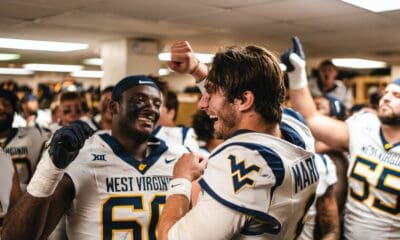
[197,92,210,110]
[380,91,392,103]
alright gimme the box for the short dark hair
[0,89,18,112]
[207,45,285,123]
[60,91,81,103]
[165,90,179,120]
[101,86,114,95]
[319,59,336,69]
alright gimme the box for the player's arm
[158,152,207,240]
[1,121,93,240]
[282,37,349,152]
[38,175,75,239]
[169,41,208,83]
[8,172,22,209]
[163,192,247,240]
[316,185,340,240]
[2,175,74,240]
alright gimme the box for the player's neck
[113,132,149,161]
[381,124,400,144]
[100,118,112,130]
[206,139,223,152]
[240,113,281,138]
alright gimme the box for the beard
[378,105,400,125]
[213,106,237,140]
[379,114,400,125]
[0,113,14,132]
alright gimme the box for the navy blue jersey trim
[209,142,285,191]
[280,121,306,149]
[91,118,101,131]
[150,126,162,138]
[380,128,400,151]
[199,179,281,234]
[283,108,306,125]
[99,133,168,174]
[181,127,189,145]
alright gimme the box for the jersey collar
[379,128,400,151]
[99,133,168,174]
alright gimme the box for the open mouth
[209,114,218,123]
[137,115,155,127]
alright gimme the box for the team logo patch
[229,154,260,193]
[92,153,106,161]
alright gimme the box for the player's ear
[235,90,254,111]
[110,100,119,115]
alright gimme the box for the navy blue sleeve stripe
[199,179,281,234]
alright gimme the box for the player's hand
[280,36,305,72]
[173,153,207,181]
[48,120,95,169]
[168,41,200,74]
[280,36,308,89]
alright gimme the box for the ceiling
[1,0,400,69]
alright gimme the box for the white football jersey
[198,109,318,240]
[299,154,337,240]
[0,150,14,222]
[64,131,188,240]
[152,126,200,153]
[344,112,400,239]
[0,126,50,191]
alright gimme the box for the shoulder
[199,139,282,223]
[282,110,315,152]
[346,111,379,127]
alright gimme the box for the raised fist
[48,120,95,168]
[168,41,199,74]
[280,36,308,89]
[280,36,305,72]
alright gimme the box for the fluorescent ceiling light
[71,70,104,78]
[24,64,83,72]
[159,52,214,64]
[332,58,387,69]
[0,67,33,75]
[0,53,20,61]
[341,0,400,12]
[159,68,170,76]
[83,58,102,66]
[0,38,88,52]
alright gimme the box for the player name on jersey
[291,157,319,194]
[105,176,171,193]
[3,146,28,156]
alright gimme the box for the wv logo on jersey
[92,154,106,161]
[229,154,260,193]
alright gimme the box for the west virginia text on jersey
[62,130,188,240]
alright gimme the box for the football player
[286,37,400,239]
[1,76,188,239]
[0,150,21,232]
[151,78,200,153]
[158,41,318,239]
[299,153,339,240]
[0,89,50,191]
